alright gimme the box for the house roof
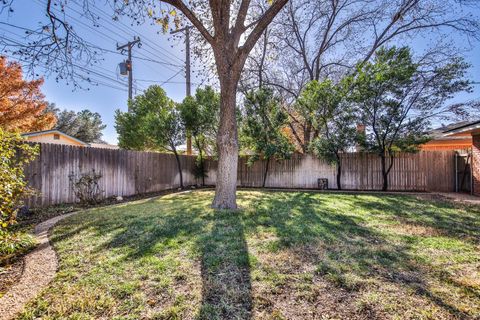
[427,121,474,141]
[21,129,89,146]
[442,120,480,137]
[89,143,119,149]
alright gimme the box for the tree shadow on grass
[47,191,477,319]
[243,191,474,318]
[348,195,480,245]
[197,210,252,320]
[50,191,252,319]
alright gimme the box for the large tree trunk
[212,77,239,209]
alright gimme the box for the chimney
[356,123,366,152]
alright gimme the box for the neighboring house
[443,119,480,196]
[22,130,89,147]
[22,129,118,149]
[421,121,473,151]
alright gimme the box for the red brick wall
[473,134,480,196]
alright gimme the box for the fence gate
[455,151,472,193]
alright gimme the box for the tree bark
[336,157,342,190]
[199,150,205,187]
[380,153,388,191]
[262,157,270,188]
[172,147,184,189]
[193,136,206,186]
[212,75,240,209]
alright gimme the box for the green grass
[19,190,480,319]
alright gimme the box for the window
[53,134,60,140]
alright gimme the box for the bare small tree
[69,170,103,205]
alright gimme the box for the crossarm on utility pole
[117,37,141,110]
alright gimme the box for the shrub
[0,128,38,230]
[69,169,103,205]
[0,231,36,262]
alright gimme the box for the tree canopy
[349,46,473,190]
[0,57,56,133]
[115,85,186,187]
[298,79,359,190]
[241,88,294,187]
[50,106,106,143]
[179,86,220,185]
[179,86,219,156]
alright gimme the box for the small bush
[69,170,103,205]
[0,230,37,261]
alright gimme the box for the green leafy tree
[349,47,473,190]
[115,85,186,188]
[0,128,38,230]
[241,88,294,187]
[298,80,359,190]
[178,86,219,186]
[51,105,106,143]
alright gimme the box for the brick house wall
[473,134,480,196]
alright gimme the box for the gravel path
[0,212,78,320]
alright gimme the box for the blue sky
[2,1,479,144]
[2,0,202,144]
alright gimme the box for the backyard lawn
[19,190,480,320]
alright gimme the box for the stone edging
[0,212,78,320]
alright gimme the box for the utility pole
[171,26,193,154]
[117,36,141,109]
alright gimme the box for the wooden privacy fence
[24,143,197,207]
[205,152,455,191]
[24,143,456,207]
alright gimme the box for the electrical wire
[85,1,185,65]
[34,0,184,70]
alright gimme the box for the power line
[2,35,182,92]
[0,21,183,68]
[2,52,129,92]
[0,12,191,92]
[31,0,182,73]
[85,1,185,65]
[0,25,126,81]
[47,0,185,68]
[159,69,184,86]
[1,36,128,88]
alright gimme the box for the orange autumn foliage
[0,56,56,132]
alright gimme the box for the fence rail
[24,143,456,207]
